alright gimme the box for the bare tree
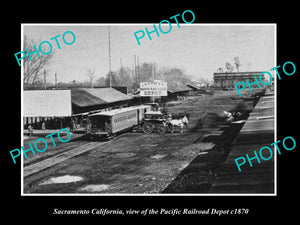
[160,67,191,89]
[117,66,132,86]
[94,76,106,86]
[197,78,211,87]
[233,56,241,72]
[225,62,234,72]
[23,35,54,89]
[86,68,96,87]
[105,72,118,86]
[216,67,224,72]
[131,62,153,90]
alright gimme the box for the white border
[274,24,277,196]
[21,23,277,196]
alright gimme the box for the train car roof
[88,105,151,117]
[144,111,164,115]
[130,105,152,110]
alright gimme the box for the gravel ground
[23,91,257,194]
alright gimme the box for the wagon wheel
[157,125,167,135]
[142,122,155,134]
[131,125,138,133]
[169,125,175,134]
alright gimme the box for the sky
[23,24,275,84]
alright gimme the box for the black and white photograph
[3,4,298,221]
[20,24,276,195]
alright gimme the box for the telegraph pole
[134,54,137,80]
[108,26,112,87]
[152,62,156,82]
[152,63,155,103]
[55,72,57,89]
[44,69,46,90]
[137,55,139,78]
[120,58,123,78]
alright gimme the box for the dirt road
[23,91,257,194]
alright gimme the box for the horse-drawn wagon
[140,111,189,135]
[141,111,168,134]
[87,104,189,140]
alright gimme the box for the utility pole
[120,58,123,78]
[152,63,155,103]
[134,54,137,81]
[137,55,139,79]
[44,69,46,90]
[55,72,57,89]
[108,26,112,87]
[152,62,155,82]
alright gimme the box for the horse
[181,115,189,126]
[167,115,189,133]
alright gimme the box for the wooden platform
[210,95,275,194]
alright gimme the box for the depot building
[23,88,132,131]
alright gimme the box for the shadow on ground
[162,98,258,194]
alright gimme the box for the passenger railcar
[87,105,151,140]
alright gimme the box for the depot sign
[140,81,167,96]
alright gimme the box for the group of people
[223,111,242,122]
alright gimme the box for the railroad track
[23,141,108,178]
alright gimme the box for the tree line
[216,56,242,73]
[23,36,193,92]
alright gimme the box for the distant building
[213,71,266,90]
[167,87,192,101]
[186,83,208,95]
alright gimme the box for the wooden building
[213,71,265,90]
[23,88,132,131]
[71,88,131,114]
[23,90,72,129]
[186,83,208,95]
[167,87,192,101]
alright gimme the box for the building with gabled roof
[23,88,132,130]
[71,88,132,114]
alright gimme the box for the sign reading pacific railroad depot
[140,81,168,96]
